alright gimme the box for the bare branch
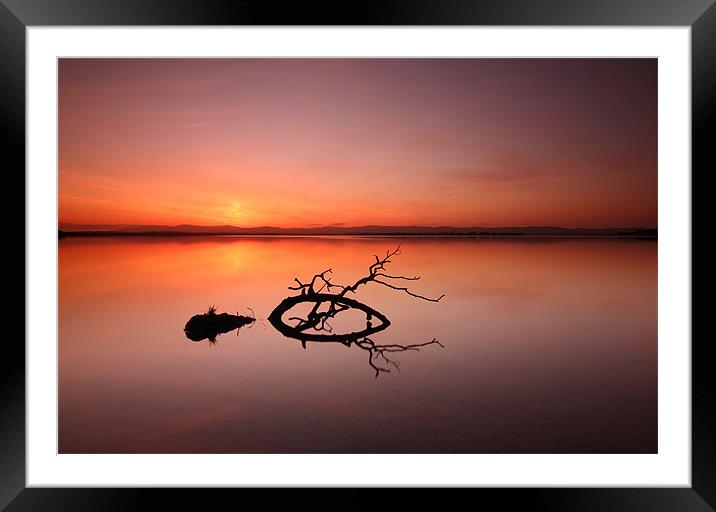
[284,245,444,338]
[376,273,420,281]
[373,279,445,302]
[270,246,446,375]
[329,244,443,302]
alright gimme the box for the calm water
[59,236,657,453]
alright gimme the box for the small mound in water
[184,306,255,343]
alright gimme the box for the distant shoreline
[58,224,658,240]
[58,231,657,239]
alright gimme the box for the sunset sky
[59,58,657,228]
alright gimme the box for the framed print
[3,0,711,509]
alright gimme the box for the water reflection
[267,245,444,376]
[60,236,657,453]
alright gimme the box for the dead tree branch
[269,246,446,376]
[287,244,444,304]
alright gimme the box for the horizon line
[58,222,658,230]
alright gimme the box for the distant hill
[58,223,657,237]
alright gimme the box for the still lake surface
[59,236,657,453]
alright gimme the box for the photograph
[57,57,658,454]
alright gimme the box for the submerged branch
[270,246,445,376]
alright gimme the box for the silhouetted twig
[287,245,445,303]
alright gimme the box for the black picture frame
[2,0,709,509]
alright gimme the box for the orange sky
[58,58,657,228]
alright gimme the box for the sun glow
[221,201,248,225]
